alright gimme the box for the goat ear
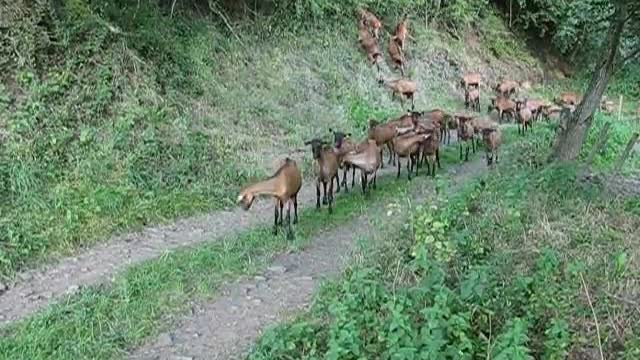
[346,132,352,137]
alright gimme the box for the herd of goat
[236,9,624,238]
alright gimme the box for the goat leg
[351,166,356,188]
[273,200,279,235]
[341,168,348,192]
[379,148,385,168]
[286,201,294,241]
[328,179,334,214]
[389,143,396,166]
[334,174,340,193]
[436,148,441,169]
[322,181,329,205]
[279,200,284,227]
[396,157,401,179]
[316,182,321,209]
[293,194,299,224]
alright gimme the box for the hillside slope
[0,0,541,277]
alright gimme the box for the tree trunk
[549,2,628,162]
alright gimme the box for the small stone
[253,276,267,282]
[252,298,262,305]
[66,285,80,294]
[266,265,287,275]
[0,282,7,293]
[80,267,89,272]
[171,356,193,360]
[157,333,174,347]
[34,291,53,300]
[297,276,313,282]
[193,332,201,338]
[18,273,33,282]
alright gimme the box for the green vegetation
[249,119,640,359]
[0,141,477,360]
[0,0,538,277]
[2,0,639,358]
[0,119,509,358]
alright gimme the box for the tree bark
[549,1,628,162]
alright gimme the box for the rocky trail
[0,134,469,328]
[127,154,488,360]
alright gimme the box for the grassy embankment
[248,116,640,359]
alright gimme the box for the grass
[0,136,488,360]
[0,0,545,278]
[247,120,640,359]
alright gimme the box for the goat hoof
[322,199,328,205]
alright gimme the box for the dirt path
[0,135,466,326]
[127,157,486,360]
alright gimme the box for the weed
[248,124,640,359]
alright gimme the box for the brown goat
[460,72,481,89]
[414,109,452,145]
[359,35,383,72]
[331,129,358,192]
[393,17,409,52]
[542,104,563,121]
[524,99,545,121]
[482,127,502,166]
[418,125,441,177]
[356,8,382,39]
[555,92,579,106]
[305,139,339,214]
[393,132,430,180]
[388,36,406,76]
[456,114,476,161]
[465,87,481,112]
[380,78,417,110]
[342,139,382,194]
[368,119,397,168]
[470,116,498,148]
[515,99,533,135]
[237,158,302,238]
[495,79,519,98]
[487,96,516,123]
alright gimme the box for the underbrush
[580,112,640,173]
[248,123,640,359]
[0,0,539,277]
